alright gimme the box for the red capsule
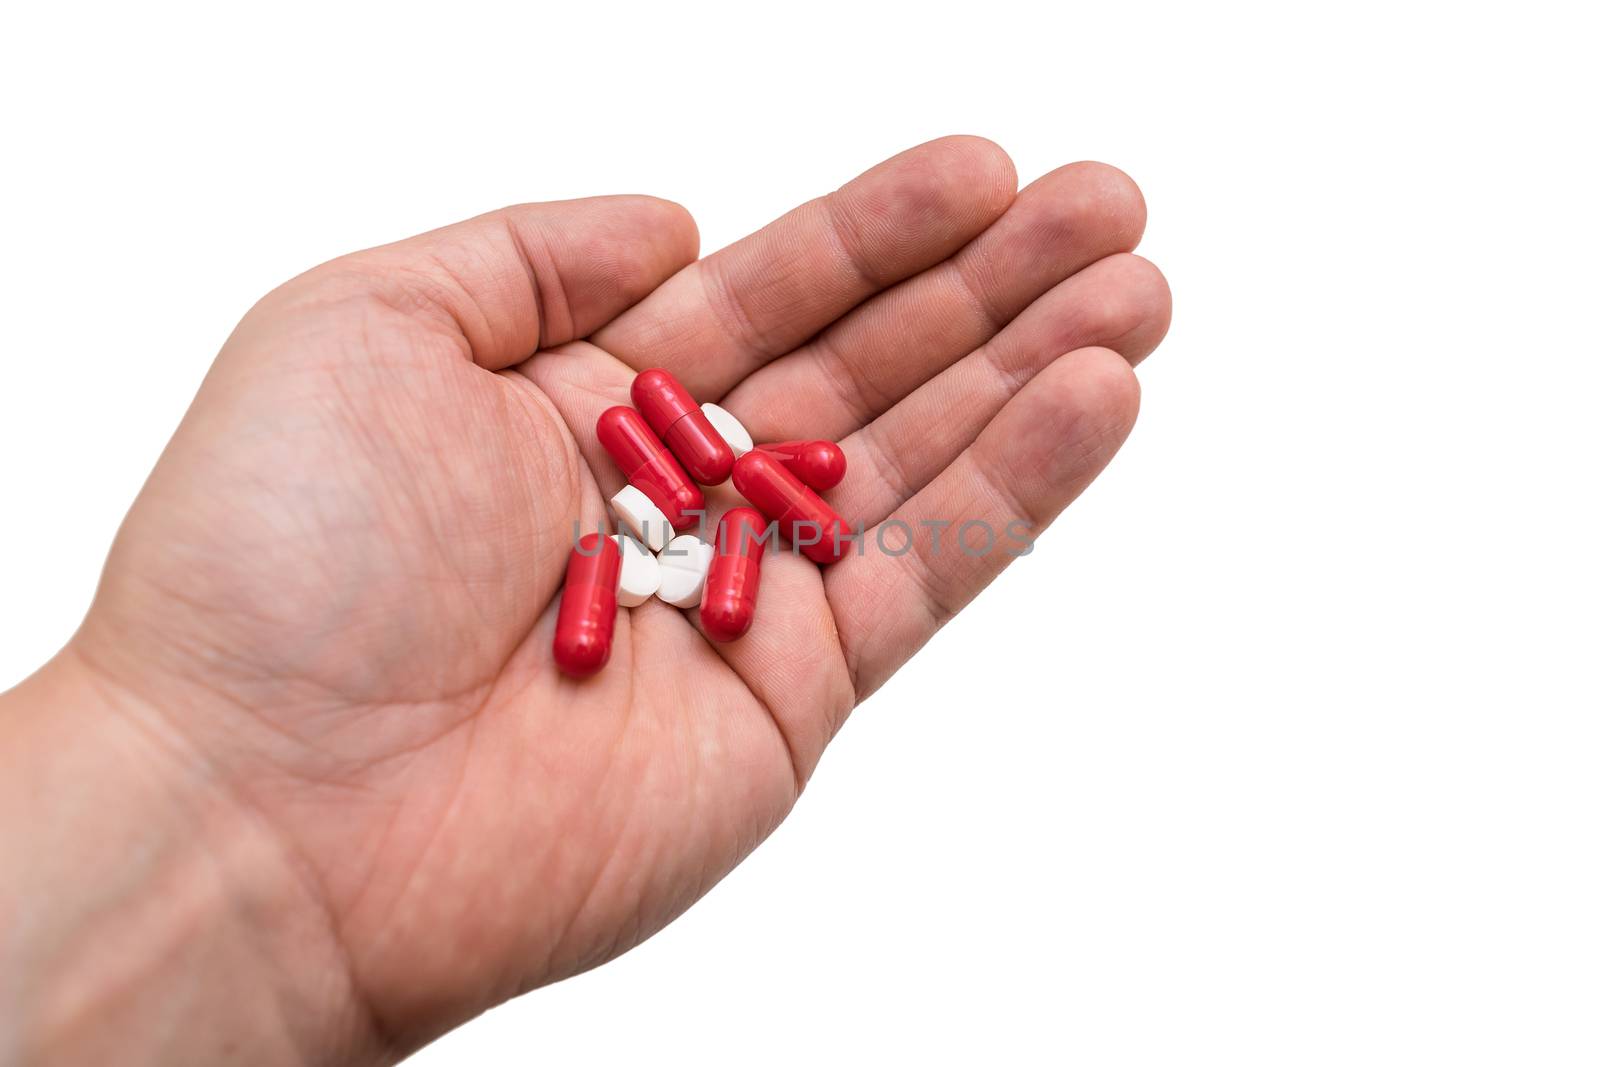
[596,406,704,532]
[631,369,735,485]
[758,440,847,492]
[731,451,852,565]
[553,533,620,677]
[701,508,770,641]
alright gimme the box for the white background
[3,2,1597,1063]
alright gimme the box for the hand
[2,137,1169,1062]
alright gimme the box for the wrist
[1,648,385,1066]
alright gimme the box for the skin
[0,136,1171,1064]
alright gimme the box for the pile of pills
[553,368,850,677]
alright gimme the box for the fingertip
[1027,161,1148,254]
[1035,346,1142,467]
[938,133,1020,197]
[980,345,1142,483]
[931,134,1019,217]
[1116,253,1173,363]
[495,195,700,348]
[1070,252,1173,366]
[529,194,700,285]
[867,135,1017,238]
[612,194,701,263]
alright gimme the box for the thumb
[299,195,700,370]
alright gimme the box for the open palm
[74,137,1170,1057]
